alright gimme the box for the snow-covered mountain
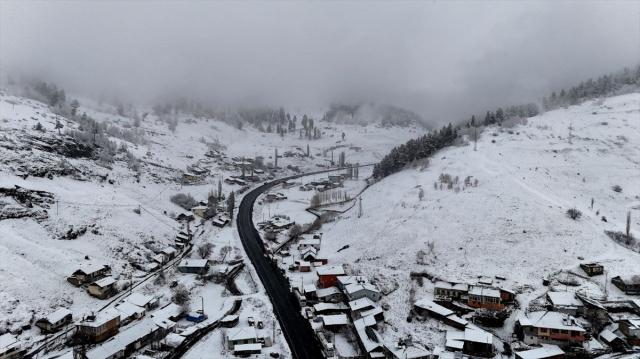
[316,93,640,349]
[0,89,419,350]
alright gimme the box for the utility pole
[474,126,478,151]
[568,120,573,144]
[358,197,362,218]
[274,148,278,169]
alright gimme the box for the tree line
[372,123,458,179]
[542,65,640,111]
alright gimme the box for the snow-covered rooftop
[468,285,500,298]
[547,291,582,308]
[44,308,72,324]
[320,314,349,326]
[91,276,116,288]
[435,281,469,291]
[316,265,345,276]
[414,298,454,317]
[228,326,257,341]
[349,297,376,311]
[178,259,209,268]
[126,293,156,308]
[517,311,585,332]
[515,344,564,359]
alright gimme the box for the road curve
[236,165,373,359]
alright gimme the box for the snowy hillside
[0,89,418,355]
[316,93,640,349]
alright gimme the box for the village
[241,166,640,359]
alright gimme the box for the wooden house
[87,277,118,300]
[515,311,586,347]
[313,303,349,316]
[316,287,344,303]
[67,263,111,286]
[0,333,25,359]
[434,281,469,301]
[316,265,345,288]
[414,299,468,330]
[76,312,121,343]
[126,293,159,310]
[35,308,73,333]
[619,318,640,346]
[115,302,146,325]
[84,319,160,359]
[547,291,583,315]
[580,263,604,276]
[337,276,367,291]
[611,275,640,295]
[446,328,495,358]
[344,283,382,302]
[514,345,564,359]
[319,314,349,332]
[599,329,627,351]
[468,286,504,311]
[226,327,258,350]
[191,205,208,218]
[177,259,209,274]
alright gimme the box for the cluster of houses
[432,280,515,314]
[71,300,185,359]
[257,215,295,234]
[299,173,347,192]
[223,318,274,357]
[410,263,640,359]
[285,238,431,359]
[66,263,119,300]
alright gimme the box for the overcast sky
[1,1,638,122]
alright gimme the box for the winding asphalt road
[236,165,373,359]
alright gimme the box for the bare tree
[197,243,214,258]
[626,211,631,240]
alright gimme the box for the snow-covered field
[311,93,640,350]
[0,89,418,356]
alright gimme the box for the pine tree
[227,192,235,221]
[70,99,80,117]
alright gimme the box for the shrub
[170,193,198,210]
[612,185,622,193]
[172,284,190,305]
[567,208,582,220]
[197,243,213,259]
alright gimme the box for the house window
[551,329,559,334]
[561,330,569,334]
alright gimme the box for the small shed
[319,314,349,332]
[611,275,640,295]
[191,206,208,218]
[177,259,210,274]
[35,308,73,333]
[316,287,344,303]
[67,263,111,286]
[227,327,258,350]
[579,263,604,276]
[126,293,159,310]
[87,277,118,300]
[344,283,382,302]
